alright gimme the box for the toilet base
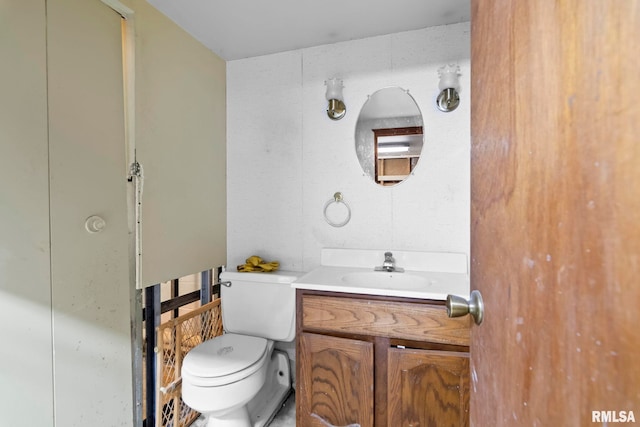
[199,350,291,427]
[205,406,251,427]
[248,350,291,427]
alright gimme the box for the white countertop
[292,265,469,300]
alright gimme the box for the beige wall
[0,0,226,425]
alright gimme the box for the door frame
[98,2,143,426]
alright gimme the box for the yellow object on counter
[237,255,280,272]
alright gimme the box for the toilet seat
[182,333,270,387]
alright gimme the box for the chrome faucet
[375,251,404,273]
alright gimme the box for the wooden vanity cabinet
[296,290,471,427]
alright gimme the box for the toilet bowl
[181,270,301,427]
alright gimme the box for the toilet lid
[182,333,268,379]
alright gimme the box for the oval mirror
[355,87,424,186]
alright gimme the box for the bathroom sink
[293,265,466,300]
[341,271,429,290]
[292,248,470,300]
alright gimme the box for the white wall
[227,22,470,272]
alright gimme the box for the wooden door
[471,1,640,425]
[298,332,374,427]
[388,348,469,427]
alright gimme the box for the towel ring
[323,192,351,227]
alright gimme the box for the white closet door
[47,0,133,425]
[134,1,227,287]
[0,3,53,426]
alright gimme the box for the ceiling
[146,0,470,61]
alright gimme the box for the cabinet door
[298,333,374,427]
[388,348,469,427]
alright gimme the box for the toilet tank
[219,270,302,342]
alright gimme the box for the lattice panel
[156,299,224,427]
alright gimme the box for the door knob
[85,215,106,233]
[446,290,484,325]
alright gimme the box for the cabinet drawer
[302,294,470,346]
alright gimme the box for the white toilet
[181,270,301,427]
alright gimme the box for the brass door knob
[446,290,484,325]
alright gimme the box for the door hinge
[128,161,142,181]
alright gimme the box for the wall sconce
[325,78,346,120]
[436,64,461,112]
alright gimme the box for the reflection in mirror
[355,87,423,186]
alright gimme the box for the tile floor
[267,392,295,427]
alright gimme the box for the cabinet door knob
[446,290,484,325]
